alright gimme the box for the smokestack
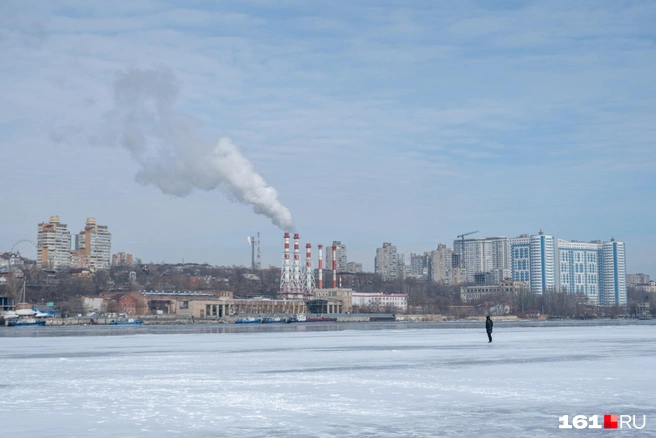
[292,233,301,293]
[305,243,315,296]
[332,245,337,288]
[279,232,292,295]
[318,244,323,289]
[251,236,255,270]
[247,236,255,270]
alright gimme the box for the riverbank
[3,311,653,327]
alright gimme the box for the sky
[0,0,655,274]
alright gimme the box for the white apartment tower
[325,241,347,272]
[453,237,510,282]
[509,231,555,294]
[375,242,398,281]
[510,232,626,306]
[529,231,555,294]
[555,239,602,304]
[601,239,626,306]
[509,234,531,284]
[36,216,71,270]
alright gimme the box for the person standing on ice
[486,316,493,343]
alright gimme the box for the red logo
[604,415,618,429]
[560,414,645,429]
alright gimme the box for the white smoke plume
[104,67,295,231]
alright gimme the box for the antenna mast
[256,232,261,269]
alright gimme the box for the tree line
[2,264,652,318]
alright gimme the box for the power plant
[291,233,302,296]
[279,232,292,295]
[317,244,323,289]
[278,233,332,299]
[304,243,315,294]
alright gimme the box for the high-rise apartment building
[75,218,112,271]
[375,242,397,281]
[453,237,509,282]
[412,253,430,278]
[397,252,430,279]
[36,216,71,270]
[112,252,135,266]
[325,241,347,272]
[510,231,626,306]
[555,239,602,304]
[397,251,411,267]
[346,262,363,273]
[529,232,555,294]
[626,273,650,286]
[509,231,555,294]
[602,239,626,306]
[509,234,531,284]
[429,244,462,285]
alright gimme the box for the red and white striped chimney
[305,243,312,294]
[293,233,301,292]
[280,232,291,295]
[332,245,337,288]
[284,232,290,257]
[318,244,323,289]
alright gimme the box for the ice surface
[0,322,654,437]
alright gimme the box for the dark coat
[486,318,493,333]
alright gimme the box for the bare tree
[59,297,84,317]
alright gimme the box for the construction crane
[456,231,478,282]
[456,231,479,242]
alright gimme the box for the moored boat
[262,316,284,324]
[288,314,336,323]
[287,314,307,323]
[7,281,47,326]
[7,317,46,327]
[235,317,261,324]
[306,316,337,323]
[109,318,143,325]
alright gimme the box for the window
[180,301,189,309]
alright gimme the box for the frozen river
[1,321,654,437]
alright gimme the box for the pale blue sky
[1,0,654,273]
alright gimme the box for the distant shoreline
[1,318,654,338]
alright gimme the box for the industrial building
[351,292,407,312]
[92,290,307,318]
[460,280,527,303]
[277,233,369,314]
[313,288,353,312]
